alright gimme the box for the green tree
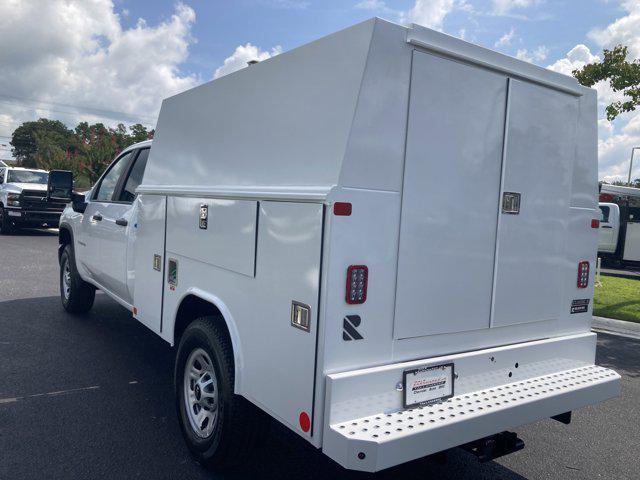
[32,131,81,176]
[129,123,153,143]
[573,45,640,121]
[76,125,120,185]
[10,118,74,167]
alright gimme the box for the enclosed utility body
[58,18,618,472]
[598,183,640,263]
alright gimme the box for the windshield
[7,170,49,184]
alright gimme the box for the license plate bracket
[403,362,454,408]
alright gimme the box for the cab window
[599,205,610,223]
[118,148,150,203]
[93,151,133,202]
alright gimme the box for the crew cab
[0,166,67,234]
[50,19,619,473]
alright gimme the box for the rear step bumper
[322,334,620,472]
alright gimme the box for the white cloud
[515,45,548,63]
[213,44,283,79]
[588,0,640,57]
[0,0,198,143]
[546,44,599,75]
[495,27,516,48]
[400,0,455,31]
[492,0,540,16]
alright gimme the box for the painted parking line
[0,380,147,405]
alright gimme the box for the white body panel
[491,80,578,328]
[133,195,166,333]
[623,222,640,261]
[90,201,133,303]
[159,198,324,438]
[395,51,507,339]
[166,198,257,278]
[598,203,619,254]
[58,18,614,472]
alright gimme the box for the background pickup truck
[0,166,67,234]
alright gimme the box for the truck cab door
[598,203,619,254]
[82,149,149,304]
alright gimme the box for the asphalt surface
[1,229,639,480]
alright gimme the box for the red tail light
[346,265,368,304]
[577,261,589,288]
[591,219,600,228]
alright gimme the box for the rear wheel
[0,206,14,234]
[60,244,95,314]
[175,317,269,469]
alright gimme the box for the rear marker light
[299,412,311,432]
[346,265,368,304]
[333,202,352,216]
[577,261,589,288]
[591,219,600,228]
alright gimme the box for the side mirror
[71,192,87,214]
[47,170,73,202]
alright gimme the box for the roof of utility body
[140,17,588,201]
[601,183,640,198]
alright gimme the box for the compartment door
[132,194,166,334]
[243,201,324,437]
[491,80,578,327]
[394,51,508,339]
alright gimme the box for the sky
[0,0,639,181]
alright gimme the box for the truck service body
[55,18,619,472]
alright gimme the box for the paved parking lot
[1,229,639,480]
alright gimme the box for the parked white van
[49,18,619,473]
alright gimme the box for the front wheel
[175,317,269,469]
[60,244,95,314]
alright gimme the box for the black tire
[0,206,14,235]
[175,317,269,469]
[60,244,95,314]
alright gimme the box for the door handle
[602,226,612,229]
[115,218,128,227]
[92,214,102,221]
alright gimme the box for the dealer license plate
[403,363,454,408]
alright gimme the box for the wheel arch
[58,222,74,262]
[172,288,245,393]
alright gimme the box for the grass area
[593,275,640,323]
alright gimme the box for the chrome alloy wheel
[62,257,71,301]
[183,348,219,438]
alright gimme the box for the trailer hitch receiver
[461,431,524,463]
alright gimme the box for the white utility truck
[49,18,619,473]
[0,166,67,233]
[598,183,640,264]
